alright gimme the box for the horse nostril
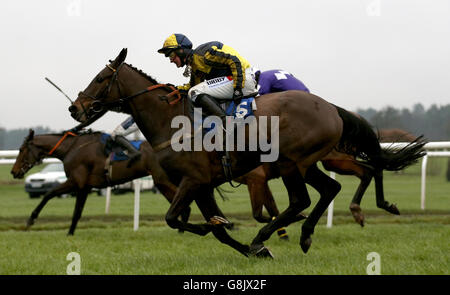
[68,105,77,113]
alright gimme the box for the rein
[48,132,77,155]
[88,63,183,114]
[97,83,182,112]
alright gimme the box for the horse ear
[27,129,34,141]
[112,48,127,67]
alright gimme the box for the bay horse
[10,129,189,235]
[378,128,417,143]
[68,48,426,257]
[11,129,289,238]
[237,146,402,229]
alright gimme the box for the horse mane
[36,130,103,137]
[123,62,160,85]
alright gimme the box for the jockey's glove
[233,88,243,100]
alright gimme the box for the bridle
[18,132,78,176]
[77,63,182,121]
[19,142,44,175]
[77,63,125,119]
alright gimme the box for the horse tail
[334,105,427,171]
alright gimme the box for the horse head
[11,129,44,179]
[68,48,128,123]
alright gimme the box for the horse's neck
[120,67,189,147]
[33,135,78,160]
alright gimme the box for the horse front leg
[154,179,192,234]
[26,181,75,230]
[194,190,251,257]
[164,179,214,236]
[68,188,89,236]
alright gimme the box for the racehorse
[238,145,403,228]
[68,48,426,257]
[11,129,289,238]
[234,130,419,228]
[11,129,189,235]
[378,128,417,143]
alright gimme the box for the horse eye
[96,76,104,83]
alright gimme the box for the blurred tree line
[356,103,450,141]
[0,126,55,150]
[0,103,449,149]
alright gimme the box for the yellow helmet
[157,33,193,57]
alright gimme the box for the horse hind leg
[349,169,373,227]
[302,164,341,253]
[68,188,89,236]
[262,183,291,241]
[374,171,400,215]
[250,162,311,257]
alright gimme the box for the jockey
[157,33,258,123]
[110,116,141,167]
[255,69,310,95]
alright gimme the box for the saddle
[191,92,259,127]
[217,91,259,118]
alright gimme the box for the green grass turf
[0,159,448,274]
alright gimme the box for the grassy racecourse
[0,159,449,275]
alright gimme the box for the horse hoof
[209,216,230,226]
[177,229,185,234]
[250,244,274,258]
[355,214,365,227]
[387,204,400,215]
[224,222,235,231]
[349,203,365,227]
[25,219,34,229]
[300,236,312,254]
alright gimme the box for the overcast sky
[1,0,449,132]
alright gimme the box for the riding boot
[195,93,227,122]
[114,135,141,167]
[195,94,232,178]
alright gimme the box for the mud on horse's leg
[349,171,373,227]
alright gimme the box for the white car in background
[24,163,67,198]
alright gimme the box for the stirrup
[221,151,232,180]
[221,151,241,188]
